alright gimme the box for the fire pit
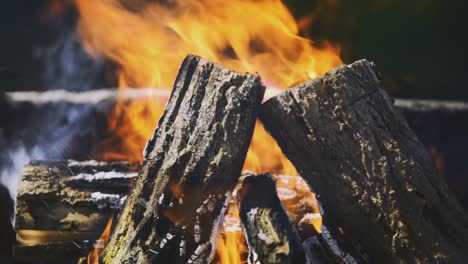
[1,0,468,264]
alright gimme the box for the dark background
[1,0,467,100]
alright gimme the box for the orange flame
[71,0,342,173]
[87,215,114,264]
[66,0,342,262]
[216,230,247,264]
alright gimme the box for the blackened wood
[16,160,136,233]
[102,55,265,264]
[239,173,306,264]
[302,235,344,264]
[0,184,15,259]
[259,60,468,263]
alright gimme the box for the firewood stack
[6,55,468,263]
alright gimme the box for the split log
[16,160,137,233]
[259,60,468,263]
[102,55,265,264]
[238,173,306,264]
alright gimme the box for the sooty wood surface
[239,173,306,264]
[260,60,468,263]
[102,55,265,264]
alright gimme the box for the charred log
[302,235,344,264]
[259,60,468,263]
[16,160,137,233]
[238,173,306,264]
[0,183,15,260]
[102,55,265,264]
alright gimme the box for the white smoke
[1,18,108,208]
[0,145,43,224]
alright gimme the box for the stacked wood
[16,160,137,234]
[238,173,306,264]
[102,55,265,264]
[259,59,468,263]
[15,160,324,264]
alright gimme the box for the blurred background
[1,0,467,99]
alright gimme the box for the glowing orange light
[87,215,114,264]
[66,0,342,262]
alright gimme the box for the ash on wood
[259,60,468,263]
[16,160,136,233]
[239,173,306,264]
[102,55,265,264]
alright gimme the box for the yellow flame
[68,0,342,262]
[74,0,341,173]
[74,0,341,89]
[87,215,114,264]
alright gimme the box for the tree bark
[16,160,136,233]
[238,173,306,264]
[102,55,265,264]
[259,60,468,263]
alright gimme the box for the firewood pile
[2,55,468,263]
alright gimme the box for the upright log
[259,60,468,263]
[238,173,306,264]
[102,55,265,264]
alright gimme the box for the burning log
[16,160,137,233]
[102,55,265,264]
[259,60,468,262]
[302,235,345,264]
[238,173,306,264]
[0,184,15,260]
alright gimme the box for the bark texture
[259,60,468,263]
[102,55,265,264]
[239,173,306,264]
[16,160,136,233]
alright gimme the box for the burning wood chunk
[16,160,136,234]
[238,173,306,264]
[102,55,265,264]
[259,60,468,263]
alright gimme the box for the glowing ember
[87,215,113,264]
[218,173,321,263]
